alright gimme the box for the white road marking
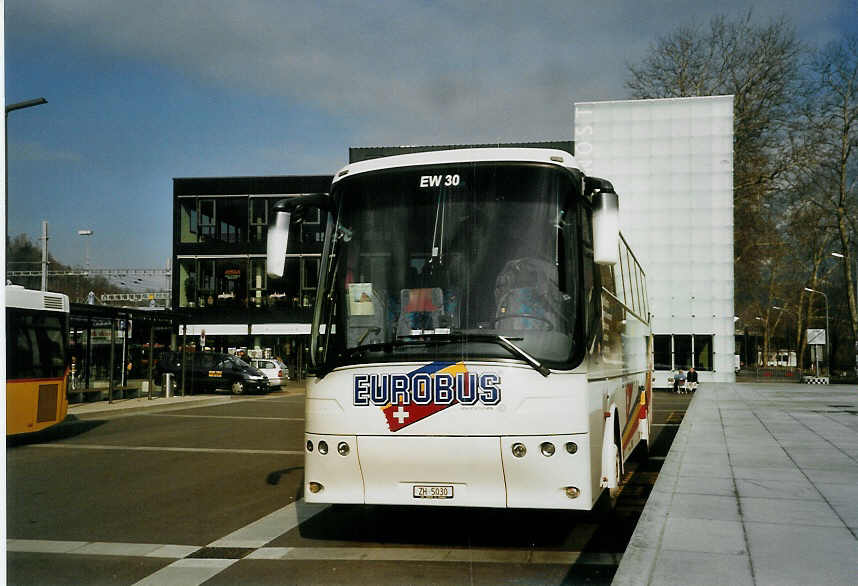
[127,499,329,585]
[9,504,613,576]
[246,547,620,565]
[7,539,198,558]
[208,501,330,549]
[7,540,88,555]
[7,540,621,566]
[650,423,681,427]
[132,558,238,586]
[8,504,615,581]
[29,443,303,456]
[141,413,304,421]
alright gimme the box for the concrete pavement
[613,382,858,585]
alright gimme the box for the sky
[5,0,858,281]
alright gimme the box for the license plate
[413,485,454,499]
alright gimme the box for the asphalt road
[6,388,691,585]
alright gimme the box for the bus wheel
[231,381,246,395]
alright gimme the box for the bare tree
[798,36,858,374]
[626,12,804,330]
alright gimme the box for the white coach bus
[267,147,652,510]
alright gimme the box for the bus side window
[15,328,37,379]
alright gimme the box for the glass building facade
[172,175,332,376]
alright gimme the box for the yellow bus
[5,285,70,435]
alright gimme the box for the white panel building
[574,96,735,385]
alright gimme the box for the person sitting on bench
[685,367,699,392]
[673,369,686,393]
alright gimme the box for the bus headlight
[318,440,329,455]
[540,442,555,457]
[306,440,314,452]
[511,443,527,458]
[308,482,323,493]
[565,486,580,499]
[337,442,350,456]
[565,442,578,454]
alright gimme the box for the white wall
[574,96,735,383]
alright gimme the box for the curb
[67,388,303,419]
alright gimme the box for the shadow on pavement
[266,465,304,486]
[6,415,107,447]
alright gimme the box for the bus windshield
[320,162,585,371]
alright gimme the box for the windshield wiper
[445,332,551,377]
[339,331,551,377]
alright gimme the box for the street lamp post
[77,229,93,272]
[831,251,858,376]
[804,287,830,378]
[754,316,765,369]
[5,98,48,245]
[78,229,93,302]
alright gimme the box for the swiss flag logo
[381,362,468,432]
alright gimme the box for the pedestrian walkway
[613,382,858,585]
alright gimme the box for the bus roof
[332,147,582,184]
[5,285,70,313]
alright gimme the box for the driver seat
[494,258,563,331]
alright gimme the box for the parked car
[250,358,288,388]
[156,351,270,395]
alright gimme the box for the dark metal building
[172,175,333,377]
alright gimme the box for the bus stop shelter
[69,304,188,403]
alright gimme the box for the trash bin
[163,373,173,397]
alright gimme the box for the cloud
[9,1,847,147]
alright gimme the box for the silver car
[250,358,288,388]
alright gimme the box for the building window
[249,258,267,308]
[673,334,692,369]
[215,259,247,306]
[197,260,216,307]
[653,334,671,370]
[181,198,248,244]
[178,259,197,307]
[302,258,319,291]
[198,199,216,241]
[181,257,318,311]
[249,198,268,243]
[179,200,198,243]
[267,258,302,308]
[694,334,714,371]
[217,199,246,244]
[653,333,715,371]
[302,207,321,225]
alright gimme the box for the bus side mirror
[592,191,619,265]
[266,210,291,278]
[266,193,332,278]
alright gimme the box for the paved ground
[613,383,858,586]
[6,386,689,585]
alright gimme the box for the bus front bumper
[303,433,595,509]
